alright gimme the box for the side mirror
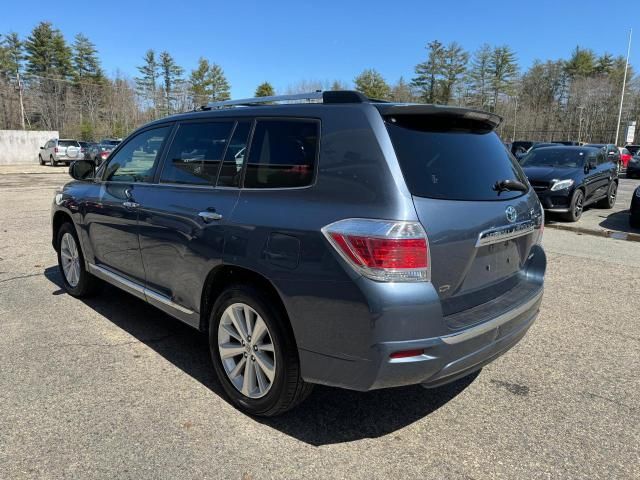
[40,146,44,149]
[69,160,95,181]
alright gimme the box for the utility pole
[16,71,26,130]
[615,28,632,146]
[512,96,518,141]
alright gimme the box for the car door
[135,119,252,321]
[83,125,172,284]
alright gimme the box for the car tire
[56,222,101,297]
[208,284,313,416]
[50,155,58,167]
[597,181,617,209]
[562,189,584,222]
[39,155,45,166]
[631,215,640,229]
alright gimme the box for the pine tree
[136,49,160,115]
[565,46,596,77]
[412,40,445,103]
[25,21,72,78]
[72,33,103,81]
[255,81,275,97]
[1,33,23,77]
[354,69,390,99]
[207,63,230,102]
[489,45,518,111]
[439,42,469,104]
[468,44,492,109]
[595,53,614,74]
[159,51,183,115]
[189,57,211,106]
[330,80,349,91]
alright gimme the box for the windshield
[521,148,589,168]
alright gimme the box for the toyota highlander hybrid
[51,91,546,416]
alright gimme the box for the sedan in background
[88,143,117,165]
[521,146,618,222]
[625,144,640,156]
[618,147,633,169]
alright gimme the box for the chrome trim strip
[88,264,195,315]
[144,288,194,314]
[441,289,543,345]
[475,220,536,247]
[546,208,570,213]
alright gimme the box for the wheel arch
[52,210,74,249]
[199,265,292,337]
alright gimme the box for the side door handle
[123,201,140,208]
[198,210,223,222]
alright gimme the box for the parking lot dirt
[1,166,639,479]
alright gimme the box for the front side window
[160,121,233,185]
[244,120,319,188]
[103,126,171,183]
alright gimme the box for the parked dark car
[625,144,640,156]
[618,147,632,169]
[521,146,618,221]
[87,143,117,165]
[52,91,546,416]
[630,185,640,228]
[79,141,97,160]
[585,143,621,172]
[627,154,640,179]
[512,141,561,160]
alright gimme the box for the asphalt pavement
[0,166,638,479]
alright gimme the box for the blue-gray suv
[52,91,546,416]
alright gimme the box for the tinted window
[161,122,233,185]
[596,151,607,165]
[104,126,171,182]
[386,116,527,201]
[217,121,252,187]
[244,120,318,189]
[521,148,588,168]
[58,140,79,147]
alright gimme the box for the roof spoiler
[375,104,503,130]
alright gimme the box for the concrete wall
[0,130,59,165]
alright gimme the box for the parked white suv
[39,139,82,166]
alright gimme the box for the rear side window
[386,116,528,201]
[244,120,319,189]
[161,122,233,185]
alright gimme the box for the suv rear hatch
[58,140,81,159]
[379,105,544,326]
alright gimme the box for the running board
[87,263,200,329]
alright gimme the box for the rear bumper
[372,289,541,389]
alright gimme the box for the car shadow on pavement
[44,266,477,446]
[599,210,639,234]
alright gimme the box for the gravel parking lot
[1,166,639,479]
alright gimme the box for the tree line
[1,21,638,144]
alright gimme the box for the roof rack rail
[206,90,368,109]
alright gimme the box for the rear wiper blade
[493,179,528,194]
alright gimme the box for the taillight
[100,151,109,158]
[322,218,430,282]
[54,147,58,153]
[536,203,544,245]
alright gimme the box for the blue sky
[2,0,637,97]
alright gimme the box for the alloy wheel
[60,232,81,287]
[217,303,276,399]
[609,183,617,205]
[574,193,584,217]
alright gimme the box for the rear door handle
[123,201,140,208]
[198,210,223,222]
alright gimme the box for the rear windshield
[58,140,79,147]
[386,116,528,201]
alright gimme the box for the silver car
[39,139,82,166]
